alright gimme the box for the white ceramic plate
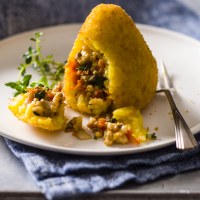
[0,24,200,155]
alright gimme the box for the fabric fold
[5,136,200,200]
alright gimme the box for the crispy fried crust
[8,93,66,131]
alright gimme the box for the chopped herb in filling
[74,46,110,102]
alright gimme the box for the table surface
[1,136,200,200]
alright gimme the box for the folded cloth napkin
[6,137,200,200]
[4,0,200,200]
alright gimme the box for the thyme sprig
[5,32,65,96]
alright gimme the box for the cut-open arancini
[63,4,158,115]
[8,85,67,131]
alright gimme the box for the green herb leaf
[35,90,45,100]
[5,31,65,97]
[77,63,92,71]
[110,118,117,123]
[146,133,157,140]
[40,76,49,87]
[18,64,26,76]
[89,75,107,88]
[5,82,18,89]
[33,111,41,116]
[23,75,32,86]
[25,56,32,64]
[30,38,36,42]
[14,91,21,97]
[77,65,86,71]
[43,63,50,72]
[35,32,43,38]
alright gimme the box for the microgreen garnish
[5,32,65,96]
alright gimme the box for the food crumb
[154,127,159,131]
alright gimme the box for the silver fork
[156,61,198,150]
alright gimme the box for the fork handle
[157,89,198,150]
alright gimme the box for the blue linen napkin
[3,0,200,200]
[5,137,200,200]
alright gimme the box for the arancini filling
[86,107,156,146]
[26,82,63,117]
[74,45,112,114]
[87,117,131,146]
